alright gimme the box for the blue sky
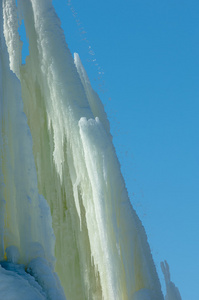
[21,1,199,299]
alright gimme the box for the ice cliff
[0,0,181,299]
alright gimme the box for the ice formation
[0,0,182,299]
[161,261,182,300]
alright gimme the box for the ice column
[0,0,177,299]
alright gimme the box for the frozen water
[0,0,182,299]
[161,261,182,300]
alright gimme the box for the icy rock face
[0,0,181,299]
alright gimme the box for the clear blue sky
[22,1,199,299]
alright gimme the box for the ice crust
[0,265,46,300]
[0,0,182,299]
[0,247,66,300]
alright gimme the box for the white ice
[0,0,182,299]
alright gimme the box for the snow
[0,265,46,300]
[0,0,182,299]
[0,246,65,300]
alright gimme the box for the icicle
[0,0,182,299]
[161,261,182,300]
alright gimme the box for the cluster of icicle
[0,0,182,299]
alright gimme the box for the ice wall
[0,0,68,299]
[0,0,181,299]
[0,0,55,265]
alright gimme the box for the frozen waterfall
[0,0,181,299]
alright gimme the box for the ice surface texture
[0,0,181,299]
